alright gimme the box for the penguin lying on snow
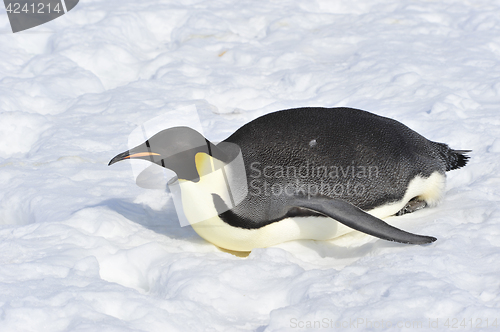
[109,107,470,252]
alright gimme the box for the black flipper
[289,197,437,245]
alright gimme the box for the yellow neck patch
[195,152,225,178]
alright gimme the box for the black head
[108,126,228,181]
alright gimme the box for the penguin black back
[219,107,469,229]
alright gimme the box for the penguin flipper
[289,197,437,245]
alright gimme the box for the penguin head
[108,126,228,181]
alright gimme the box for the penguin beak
[108,150,161,166]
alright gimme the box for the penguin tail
[434,142,471,171]
[448,149,471,170]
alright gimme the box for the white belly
[178,171,445,252]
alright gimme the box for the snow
[1,0,500,331]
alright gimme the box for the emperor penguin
[109,107,470,252]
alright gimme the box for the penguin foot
[396,198,428,216]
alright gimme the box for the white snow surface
[1,0,500,331]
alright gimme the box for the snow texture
[1,0,500,331]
